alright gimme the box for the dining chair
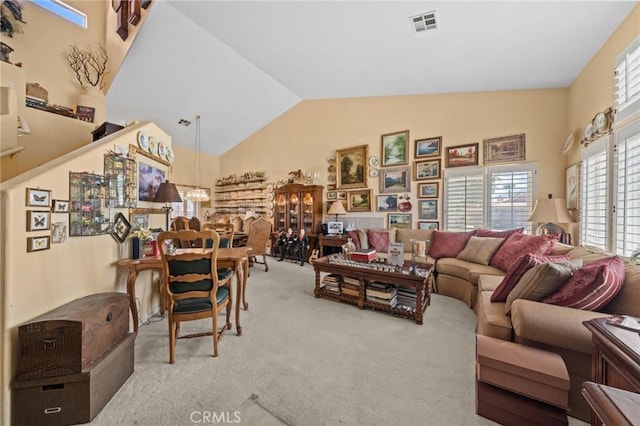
[203,223,235,248]
[245,218,272,272]
[243,216,256,233]
[231,216,244,235]
[157,229,234,363]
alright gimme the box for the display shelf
[104,154,137,208]
[69,172,110,236]
[213,178,272,216]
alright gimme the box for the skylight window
[32,0,87,28]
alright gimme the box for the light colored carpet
[91,260,586,426]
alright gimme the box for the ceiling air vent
[178,118,191,127]
[410,11,438,33]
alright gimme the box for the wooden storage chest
[15,293,129,380]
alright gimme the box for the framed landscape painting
[415,137,441,158]
[347,189,372,212]
[414,159,441,181]
[483,134,526,164]
[376,194,398,212]
[418,182,439,198]
[418,221,439,230]
[445,143,478,168]
[418,200,438,220]
[388,213,412,229]
[381,130,409,167]
[380,166,411,193]
[336,145,368,189]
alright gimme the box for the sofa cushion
[456,236,505,265]
[476,227,523,239]
[428,230,476,259]
[490,233,557,272]
[491,254,572,302]
[366,228,396,252]
[542,256,625,311]
[436,257,504,285]
[476,291,513,341]
[567,245,613,263]
[505,260,583,314]
[604,262,640,316]
[478,274,504,292]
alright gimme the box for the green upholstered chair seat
[173,287,230,314]
[217,267,234,281]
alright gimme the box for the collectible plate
[137,131,149,151]
[583,122,593,142]
[266,183,274,193]
[166,147,174,163]
[267,192,274,201]
[594,112,608,134]
[327,155,335,164]
[369,168,379,178]
[267,201,274,210]
[369,156,379,167]
[158,142,167,160]
[149,137,159,156]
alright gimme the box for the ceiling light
[184,115,210,202]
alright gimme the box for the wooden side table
[581,382,640,426]
[318,234,347,257]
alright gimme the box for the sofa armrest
[510,299,610,354]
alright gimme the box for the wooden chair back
[245,218,272,272]
[231,216,244,234]
[243,216,256,233]
[203,223,235,248]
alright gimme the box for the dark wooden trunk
[15,293,129,381]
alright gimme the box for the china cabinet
[273,184,323,234]
[104,154,137,208]
[69,172,109,236]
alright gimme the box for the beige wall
[221,89,569,228]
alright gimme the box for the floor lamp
[154,180,182,230]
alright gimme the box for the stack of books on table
[341,276,360,297]
[351,248,377,262]
[366,282,397,306]
[396,287,417,312]
[321,274,341,294]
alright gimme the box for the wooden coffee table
[312,255,433,324]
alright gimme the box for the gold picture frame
[347,189,372,212]
[483,134,526,164]
[381,130,409,167]
[336,145,368,189]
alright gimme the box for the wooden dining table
[117,247,252,335]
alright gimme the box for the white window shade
[581,137,611,249]
[488,164,535,233]
[172,186,198,220]
[614,121,640,256]
[615,36,640,122]
[444,168,484,232]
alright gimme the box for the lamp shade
[327,201,347,216]
[154,180,182,203]
[528,198,573,223]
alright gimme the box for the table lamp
[528,194,573,235]
[154,180,182,230]
[327,200,347,222]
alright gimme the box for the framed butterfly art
[27,236,51,252]
[25,188,51,207]
[27,210,51,231]
[52,199,70,213]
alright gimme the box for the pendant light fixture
[185,114,210,202]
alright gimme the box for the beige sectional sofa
[352,227,640,422]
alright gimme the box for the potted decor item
[62,44,108,123]
[1,0,26,38]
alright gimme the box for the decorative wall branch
[62,44,109,89]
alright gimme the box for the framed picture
[327,191,337,200]
[445,143,479,168]
[27,236,51,252]
[138,162,166,201]
[25,188,51,207]
[51,222,67,244]
[111,212,132,243]
[336,191,347,200]
[418,199,438,220]
[414,159,441,181]
[415,136,441,158]
[52,199,70,213]
[418,221,439,230]
[27,210,51,231]
[376,194,398,212]
[130,213,149,230]
[418,182,439,198]
[336,145,368,189]
[483,134,526,164]
[380,166,411,193]
[388,213,412,229]
[381,130,409,167]
[566,162,580,210]
[347,189,372,212]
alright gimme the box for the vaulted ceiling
[105,1,638,156]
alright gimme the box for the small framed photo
[336,191,347,200]
[483,133,526,164]
[27,210,51,231]
[336,144,368,189]
[327,191,337,200]
[566,163,580,210]
[376,194,398,212]
[414,159,441,181]
[388,213,412,229]
[130,213,149,230]
[415,137,441,158]
[52,199,70,213]
[445,143,479,168]
[25,188,51,207]
[380,166,411,193]
[381,130,409,167]
[418,200,438,220]
[27,236,51,252]
[347,189,372,212]
[111,212,132,243]
[418,221,439,230]
[51,222,68,244]
[418,182,439,198]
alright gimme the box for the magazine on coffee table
[606,315,640,333]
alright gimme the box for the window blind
[615,36,640,122]
[444,169,484,232]
[488,164,535,233]
[171,186,198,220]
[614,121,640,256]
[581,137,610,249]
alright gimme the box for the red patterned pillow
[491,253,571,302]
[489,233,557,271]
[366,229,391,252]
[476,228,524,239]
[347,230,361,250]
[428,230,476,259]
[542,256,625,311]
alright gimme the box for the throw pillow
[357,229,368,250]
[490,253,572,302]
[489,233,557,272]
[476,228,524,239]
[504,259,583,314]
[367,229,395,252]
[456,236,505,265]
[428,230,476,259]
[542,256,626,311]
[347,230,361,250]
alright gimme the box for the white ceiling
[106,1,638,156]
